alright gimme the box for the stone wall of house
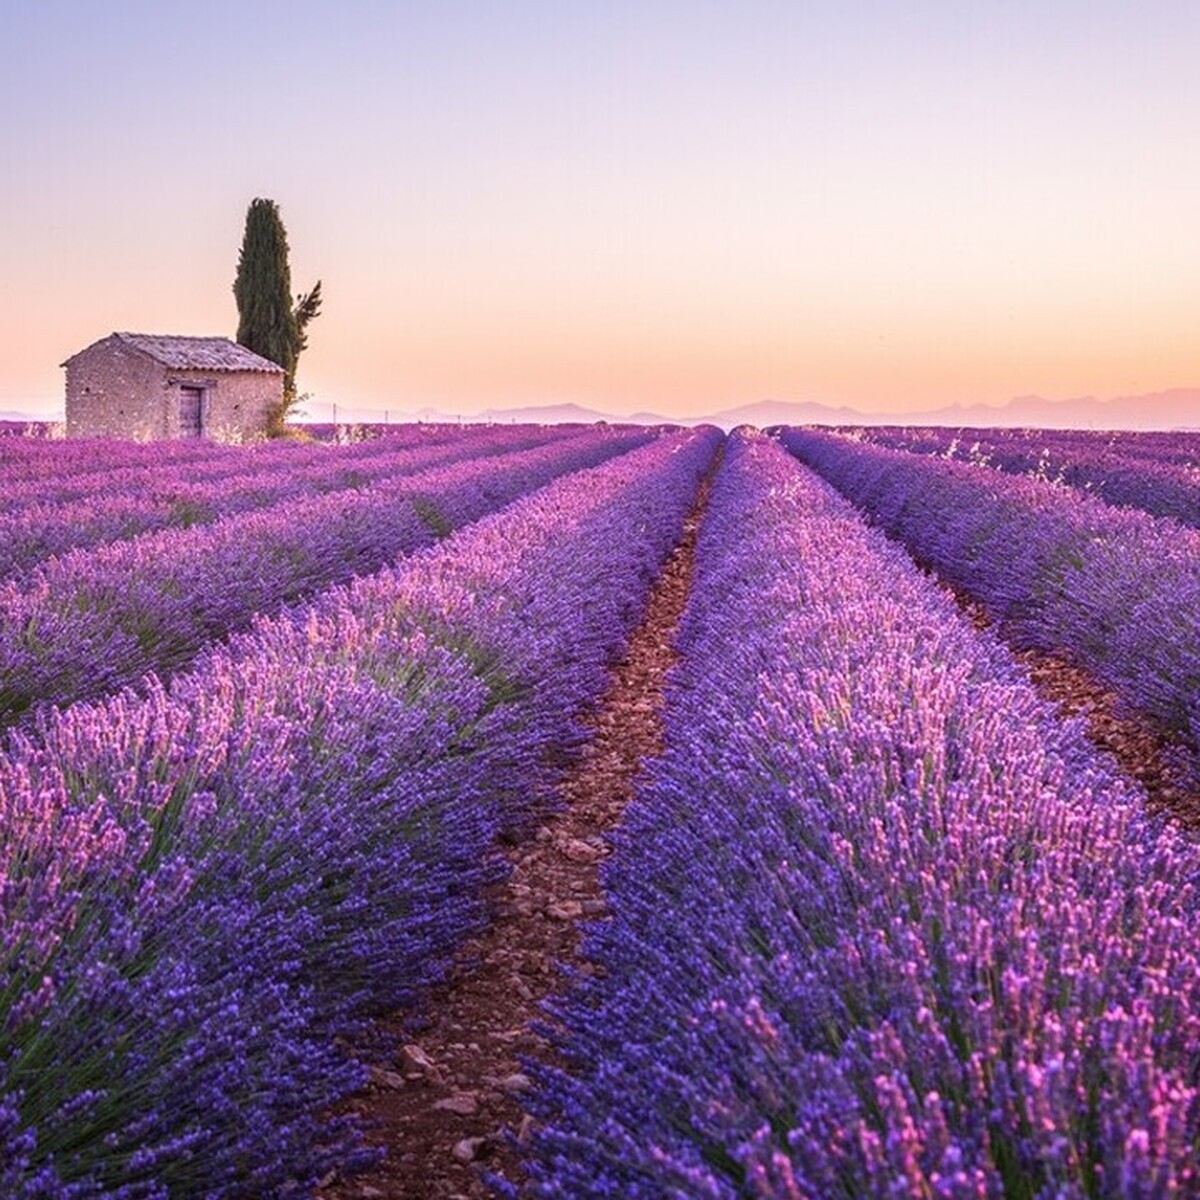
[167,366,281,442]
[65,337,282,441]
[65,337,172,439]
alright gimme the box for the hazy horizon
[8,386,1200,433]
[3,2,1198,422]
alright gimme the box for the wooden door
[179,387,203,437]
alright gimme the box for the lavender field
[3,423,1200,1198]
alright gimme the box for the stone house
[63,332,285,441]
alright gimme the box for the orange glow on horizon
[2,5,1199,426]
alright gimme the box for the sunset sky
[2,1,1198,421]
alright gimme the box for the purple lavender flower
[523,429,1200,1198]
[0,425,721,1193]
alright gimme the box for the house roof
[64,332,285,373]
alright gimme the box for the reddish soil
[318,467,714,1200]
[947,586,1200,833]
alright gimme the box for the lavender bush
[780,427,1200,762]
[0,433,233,487]
[848,425,1200,531]
[521,430,1200,1198]
[0,424,575,581]
[0,426,720,1194]
[857,425,1200,471]
[0,426,654,725]
[0,421,560,519]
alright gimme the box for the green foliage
[410,495,453,538]
[167,498,214,528]
[233,199,296,377]
[293,280,323,354]
[232,198,321,434]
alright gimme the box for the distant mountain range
[827,389,1200,432]
[10,390,1200,431]
[392,389,1200,431]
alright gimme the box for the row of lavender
[851,425,1200,469]
[521,429,1200,1197]
[0,424,576,582]
[0,426,652,726]
[0,426,722,1196]
[779,428,1200,768]
[0,423,474,510]
[0,420,460,445]
[0,431,240,482]
[294,421,631,445]
[0,423,603,494]
[843,424,1200,530]
[0,420,456,444]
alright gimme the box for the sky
[1,0,1198,421]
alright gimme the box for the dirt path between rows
[318,465,715,1200]
[946,585,1200,833]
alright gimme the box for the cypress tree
[232,198,320,431]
